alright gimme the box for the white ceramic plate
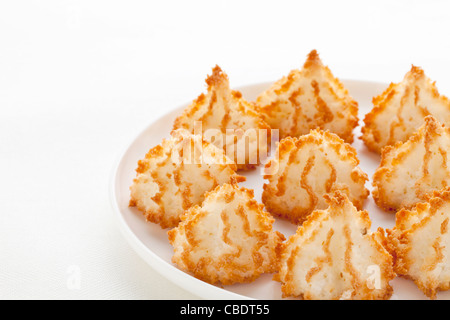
[110,80,450,300]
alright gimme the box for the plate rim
[109,79,388,300]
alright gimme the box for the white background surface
[1,0,450,300]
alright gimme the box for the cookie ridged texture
[129,129,244,229]
[385,187,450,299]
[255,50,358,143]
[275,191,395,300]
[372,116,450,212]
[262,129,369,224]
[168,183,285,285]
[173,65,271,171]
[362,65,450,154]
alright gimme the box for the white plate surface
[110,80,450,300]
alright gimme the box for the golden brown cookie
[372,116,450,212]
[262,129,369,224]
[129,129,244,229]
[255,50,358,143]
[362,65,450,153]
[275,191,395,300]
[168,182,285,285]
[385,187,450,299]
[173,65,271,170]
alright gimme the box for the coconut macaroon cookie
[386,187,450,299]
[173,65,271,171]
[255,50,359,143]
[275,191,395,300]
[168,183,285,285]
[129,129,244,229]
[362,65,450,153]
[372,116,450,212]
[262,129,369,224]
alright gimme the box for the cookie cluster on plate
[129,50,450,299]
